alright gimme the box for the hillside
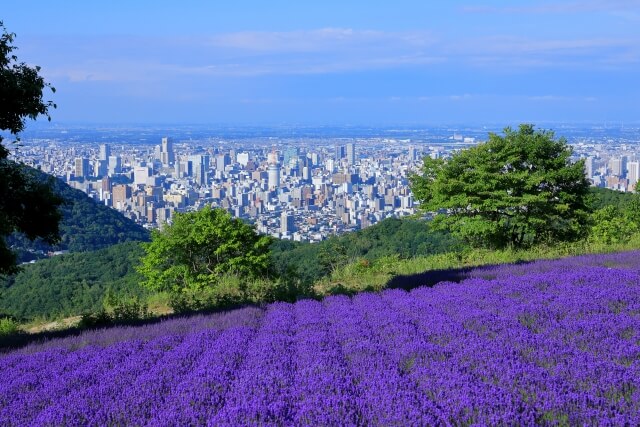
[7,165,149,261]
[0,241,146,320]
[2,250,639,424]
[1,217,454,321]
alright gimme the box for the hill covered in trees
[7,166,149,261]
[1,217,454,320]
[0,242,146,320]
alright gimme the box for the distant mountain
[7,166,149,261]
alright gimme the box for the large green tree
[138,207,273,294]
[0,21,61,275]
[411,124,591,249]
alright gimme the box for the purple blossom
[2,251,640,425]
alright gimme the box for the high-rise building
[216,153,231,171]
[335,144,346,161]
[346,143,356,165]
[108,155,121,175]
[99,143,111,161]
[112,184,132,209]
[101,176,112,192]
[585,156,596,179]
[268,164,280,190]
[237,152,250,167]
[134,166,152,185]
[160,137,175,166]
[189,155,209,185]
[409,146,417,162]
[95,159,108,177]
[302,166,311,182]
[628,161,640,189]
[281,211,295,234]
[609,157,623,177]
[74,157,90,178]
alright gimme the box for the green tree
[411,124,591,249]
[1,22,61,274]
[137,207,273,294]
[588,205,636,245]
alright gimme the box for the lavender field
[2,251,640,425]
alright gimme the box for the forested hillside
[0,241,146,320]
[7,166,149,261]
[1,217,453,320]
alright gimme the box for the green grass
[314,234,640,295]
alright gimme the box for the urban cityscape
[12,124,640,243]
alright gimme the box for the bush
[168,274,313,314]
[0,317,20,336]
[79,294,149,328]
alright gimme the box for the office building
[99,143,111,161]
[74,157,90,179]
[346,143,356,165]
[160,137,175,166]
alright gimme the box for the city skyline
[3,1,639,125]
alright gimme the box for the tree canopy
[411,124,591,249]
[0,22,61,275]
[138,206,273,294]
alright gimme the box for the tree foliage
[0,22,60,275]
[411,124,591,249]
[138,207,272,294]
[0,241,146,320]
[270,217,457,284]
[7,166,149,259]
[589,194,640,245]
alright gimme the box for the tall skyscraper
[95,159,108,177]
[160,137,175,166]
[99,143,111,161]
[108,155,122,175]
[408,146,417,162]
[628,161,640,188]
[216,153,231,171]
[346,143,356,165]
[281,211,295,234]
[335,144,346,160]
[268,163,280,190]
[74,157,90,178]
[609,157,623,177]
[585,156,596,179]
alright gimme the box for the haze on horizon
[3,0,639,126]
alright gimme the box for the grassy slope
[315,234,640,295]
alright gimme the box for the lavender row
[1,252,639,424]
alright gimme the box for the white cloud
[207,28,436,53]
[33,26,640,84]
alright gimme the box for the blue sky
[3,0,639,125]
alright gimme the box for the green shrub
[78,294,150,328]
[0,317,21,336]
[167,274,313,314]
